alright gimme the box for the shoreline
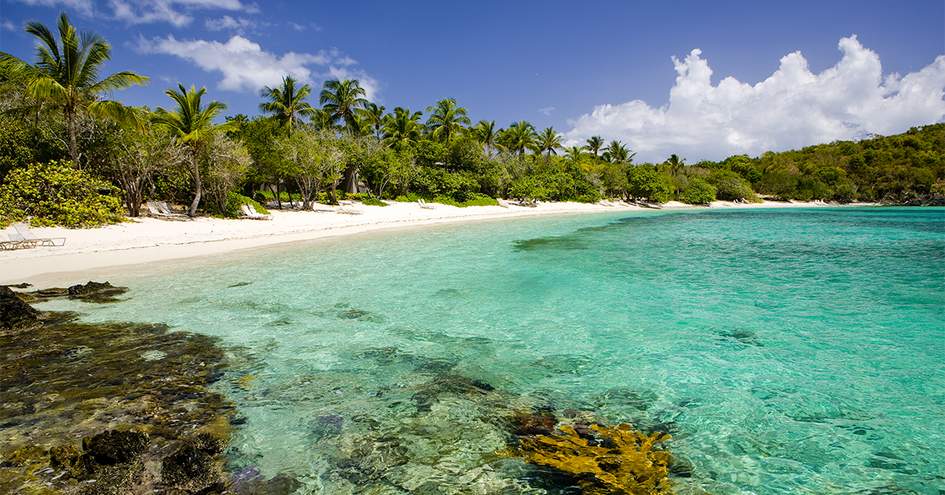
[0,199,866,285]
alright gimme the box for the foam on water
[39,207,945,493]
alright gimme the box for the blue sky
[2,0,944,160]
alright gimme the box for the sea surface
[38,207,945,494]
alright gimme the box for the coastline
[0,199,859,285]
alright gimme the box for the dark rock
[313,414,344,436]
[82,430,150,465]
[1,282,31,289]
[67,281,128,303]
[48,443,91,478]
[227,281,251,288]
[233,473,302,495]
[669,456,694,478]
[0,286,38,331]
[512,410,557,436]
[160,441,223,493]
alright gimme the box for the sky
[1,0,944,161]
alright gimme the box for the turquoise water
[42,208,945,493]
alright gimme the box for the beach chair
[0,233,29,250]
[337,205,364,215]
[240,204,271,220]
[147,201,189,220]
[311,203,336,213]
[12,222,65,247]
[418,199,434,209]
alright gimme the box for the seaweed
[505,423,673,494]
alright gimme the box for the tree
[319,79,368,133]
[499,121,537,155]
[152,84,231,217]
[678,177,717,205]
[259,75,314,133]
[564,146,585,162]
[585,136,604,157]
[382,107,424,150]
[628,166,673,203]
[426,98,470,144]
[603,140,633,164]
[536,127,562,157]
[112,115,185,216]
[471,120,497,156]
[0,13,148,166]
[201,134,251,215]
[274,129,341,208]
[357,102,386,139]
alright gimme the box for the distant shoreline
[0,199,875,285]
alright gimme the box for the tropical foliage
[0,13,941,227]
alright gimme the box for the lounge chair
[418,199,434,209]
[337,205,363,215]
[240,204,271,220]
[146,201,189,221]
[0,233,30,250]
[311,203,336,213]
[11,222,65,247]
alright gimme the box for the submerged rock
[0,296,233,494]
[25,281,129,304]
[0,286,38,331]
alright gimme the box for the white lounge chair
[418,199,434,209]
[241,204,271,220]
[0,233,30,250]
[311,203,336,213]
[146,201,189,220]
[11,222,65,247]
[337,205,363,215]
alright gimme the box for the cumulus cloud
[564,36,945,162]
[109,0,252,26]
[14,0,94,16]
[204,15,254,32]
[137,35,379,99]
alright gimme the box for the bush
[394,192,422,203]
[627,167,673,203]
[679,177,717,205]
[360,196,388,207]
[432,193,498,207]
[0,160,123,228]
[708,169,758,201]
[220,192,269,218]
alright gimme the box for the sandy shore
[0,199,848,284]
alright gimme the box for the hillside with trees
[1,14,942,228]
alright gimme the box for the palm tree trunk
[65,106,80,168]
[188,150,201,217]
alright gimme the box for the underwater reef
[0,285,235,494]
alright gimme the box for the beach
[0,199,843,285]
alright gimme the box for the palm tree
[666,154,685,177]
[0,13,148,166]
[259,75,314,133]
[382,107,423,150]
[307,107,336,131]
[319,79,368,133]
[471,120,497,156]
[585,136,604,158]
[426,98,470,144]
[499,121,537,155]
[602,140,632,164]
[536,127,562,157]
[565,146,585,162]
[152,84,230,217]
[357,102,386,139]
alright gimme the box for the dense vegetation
[1,14,942,227]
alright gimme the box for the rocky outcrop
[0,286,38,331]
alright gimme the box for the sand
[0,199,850,285]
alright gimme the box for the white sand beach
[0,199,848,285]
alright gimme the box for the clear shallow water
[40,208,945,494]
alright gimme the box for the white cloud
[109,0,251,27]
[288,21,322,32]
[538,106,556,116]
[2,20,19,32]
[137,35,379,99]
[204,15,253,31]
[13,0,94,16]
[564,36,945,162]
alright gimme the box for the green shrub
[627,167,673,203]
[708,169,758,201]
[432,193,498,207]
[394,192,422,203]
[219,192,269,218]
[679,177,717,205]
[0,160,123,228]
[360,196,388,207]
